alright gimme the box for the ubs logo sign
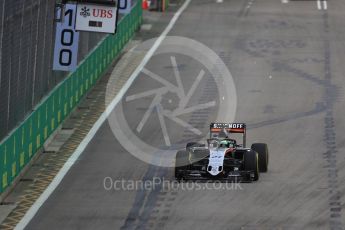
[75,3,118,33]
[80,6,113,18]
[92,9,114,18]
[80,6,90,17]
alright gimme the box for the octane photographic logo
[106,36,237,167]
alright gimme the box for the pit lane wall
[0,0,142,195]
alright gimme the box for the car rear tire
[251,143,269,172]
[175,150,190,181]
[244,150,259,181]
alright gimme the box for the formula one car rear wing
[209,123,247,147]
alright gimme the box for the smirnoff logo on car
[229,123,243,128]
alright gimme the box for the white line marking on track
[317,0,327,10]
[14,0,192,229]
[216,0,223,3]
[245,0,255,10]
[281,0,289,3]
[317,0,322,10]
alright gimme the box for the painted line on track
[14,0,192,229]
[317,0,327,10]
[317,0,321,10]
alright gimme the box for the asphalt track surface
[24,0,345,229]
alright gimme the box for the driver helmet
[219,140,231,148]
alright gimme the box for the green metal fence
[0,1,142,194]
